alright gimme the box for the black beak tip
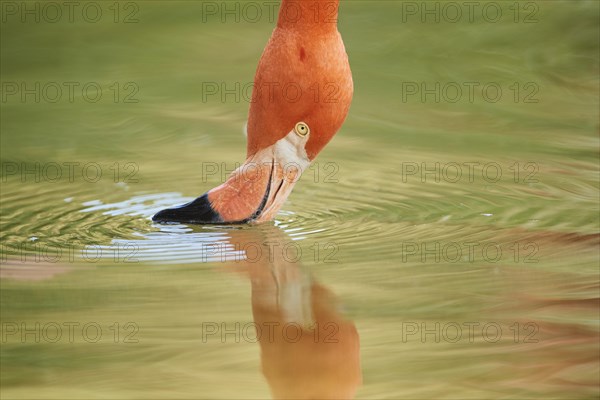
[151,208,176,223]
[152,193,223,224]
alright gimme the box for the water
[1,1,599,398]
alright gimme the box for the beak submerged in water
[151,193,223,224]
[152,125,311,225]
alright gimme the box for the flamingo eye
[294,122,310,137]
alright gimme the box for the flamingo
[153,0,353,224]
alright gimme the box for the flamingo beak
[153,124,311,225]
[152,193,222,224]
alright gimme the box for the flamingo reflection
[224,225,362,399]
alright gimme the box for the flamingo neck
[277,0,340,32]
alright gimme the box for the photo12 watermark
[200,1,339,24]
[399,2,539,24]
[201,321,339,343]
[194,240,339,264]
[399,240,539,264]
[1,321,139,343]
[1,161,139,184]
[1,81,140,104]
[401,321,540,343]
[201,81,341,104]
[200,161,339,184]
[400,82,540,104]
[400,161,539,184]
[1,1,140,24]
[1,242,140,264]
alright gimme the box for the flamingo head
[153,0,351,225]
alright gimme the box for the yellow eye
[294,122,310,137]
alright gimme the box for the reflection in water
[0,221,363,399]
[54,193,362,398]
[2,195,599,398]
[223,225,362,399]
[0,260,73,281]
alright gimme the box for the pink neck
[277,0,340,31]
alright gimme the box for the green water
[1,1,599,399]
